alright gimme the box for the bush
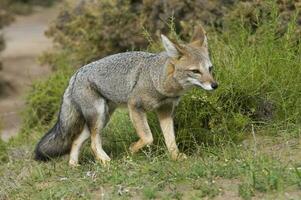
[174,6,301,148]
[43,0,237,68]
[44,0,301,68]
[21,65,73,136]
[20,1,301,153]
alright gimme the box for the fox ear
[190,24,207,47]
[161,34,181,58]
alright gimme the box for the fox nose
[211,82,218,90]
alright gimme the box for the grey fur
[74,52,172,105]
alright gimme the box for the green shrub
[44,0,144,67]
[150,2,301,149]
[21,65,73,137]
[44,0,301,69]
[43,0,238,68]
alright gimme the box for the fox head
[161,25,218,91]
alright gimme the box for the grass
[0,132,300,199]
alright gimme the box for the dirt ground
[0,5,60,141]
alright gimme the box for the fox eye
[191,69,202,74]
[209,66,213,72]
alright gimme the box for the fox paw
[171,152,187,161]
[69,160,80,167]
[96,155,111,166]
[129,142,140,154]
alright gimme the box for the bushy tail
[34,99,84,161]
[34,121,69,161]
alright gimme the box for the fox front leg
[156,103,187,160]
[128,104,154,153]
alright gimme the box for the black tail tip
[34,148,51,162]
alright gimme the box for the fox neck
[152,58,184,97]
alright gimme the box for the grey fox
[34,25,218,166]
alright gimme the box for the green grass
[1,132,300,199]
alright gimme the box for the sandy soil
[0,5,60,141]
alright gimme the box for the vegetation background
[1,0,301,199]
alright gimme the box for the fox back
[74,51,169,104]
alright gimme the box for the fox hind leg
[69,124,90,167]
[84,98,112,165]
